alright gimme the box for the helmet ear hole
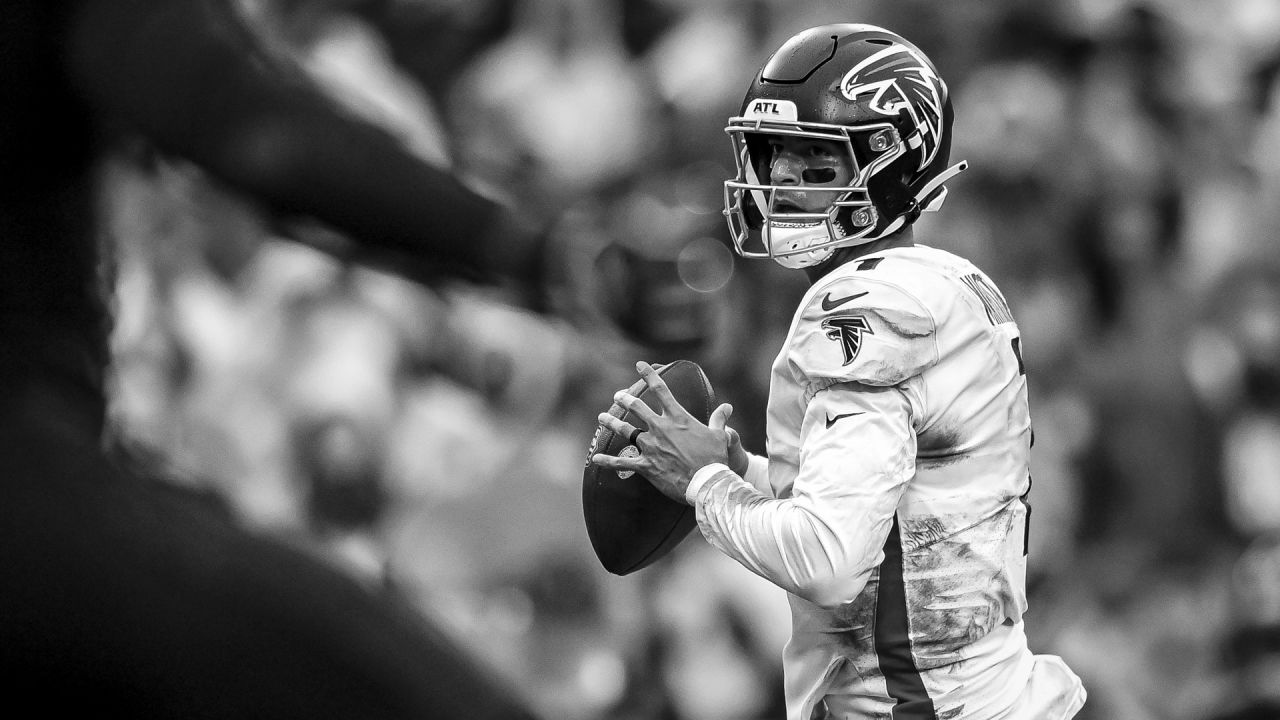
[866,154,914,220]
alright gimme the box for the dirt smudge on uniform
[870,307,932,339]
[917,425,962,454]
[902,515,948,550]
[823,578,879,655]
[899,510,1017,671]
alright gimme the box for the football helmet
[723,24,968,268]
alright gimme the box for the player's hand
[723,414,749,477]
[592,361,732,504]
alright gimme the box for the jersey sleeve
[788,274,938,390]
[687,382,916,608]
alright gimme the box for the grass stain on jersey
[899,513,1019,671]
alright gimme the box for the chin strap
[842,160,970,245]
[917,160,968,213]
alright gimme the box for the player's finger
[591,452,644,473]
[624,375,647,397]
[606,375,647,410]
[635,361,688,417]
[612,389,659,424]
[597,412,643,441]
[708,403,734,431]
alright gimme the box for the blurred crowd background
[97,0,1280,718]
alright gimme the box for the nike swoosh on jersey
[820,290,869,311]
[825,411,865,428]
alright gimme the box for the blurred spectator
[447,0,659,210]
[1209,535,1280,720]
[1187,261,1280,539]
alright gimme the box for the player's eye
[802,168,837,183]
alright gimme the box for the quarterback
[593,23,1087,720]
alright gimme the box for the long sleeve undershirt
[685,382,917,608]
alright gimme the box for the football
[582,360,715,575]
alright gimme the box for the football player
[593,23,1087,719]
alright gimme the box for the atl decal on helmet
[745,99,799,121]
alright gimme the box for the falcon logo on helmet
[839,45,946,173]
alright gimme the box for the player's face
[767,136,855,213]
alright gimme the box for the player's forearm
[687,465,885,607]
[738,452,770,494]
[62,0,539,285]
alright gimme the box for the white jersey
[685,245,1085,719]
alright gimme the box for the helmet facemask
[723,117,907,268]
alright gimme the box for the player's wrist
[686,462,732,504]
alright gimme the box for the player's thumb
[709,403,733,431]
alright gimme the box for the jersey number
[1010,337,1026,375]
[1021,475,1032,556]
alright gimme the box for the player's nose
[770,153,804,186]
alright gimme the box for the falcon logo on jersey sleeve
[822,315,874,366]
[789,274,936,387]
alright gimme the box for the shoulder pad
[788,268,937,387]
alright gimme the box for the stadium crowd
[98,0,1280,718]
